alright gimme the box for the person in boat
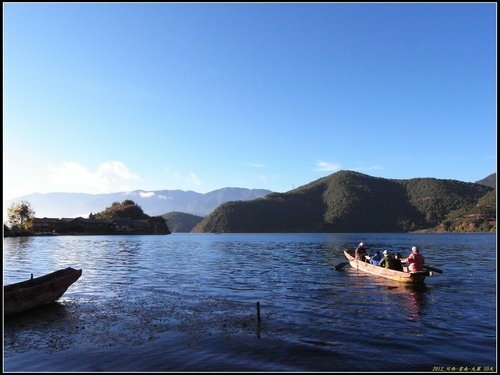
[369,250,382,265]
[393,252,404,271]
[354,242,367,261]
[378,250,394,269]
[401,246,425,272]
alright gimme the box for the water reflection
[3,234,496,372]
[404,284,428,320]
[3,236,34,258]
[346,272,430,321]
[5,301,69,322]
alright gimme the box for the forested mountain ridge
[192,170,495,233]
[476,173,496,189]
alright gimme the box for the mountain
[192,170,495,233]
[4,188,272,219]
[436,188,496,233]
[476,173,496,189]
[161,212,203,233]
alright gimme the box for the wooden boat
[343,250,429,284]
[4,267,82,316]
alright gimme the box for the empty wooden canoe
[4,267,82,316]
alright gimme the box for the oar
[333,262,349,271]
[423,265,443,274]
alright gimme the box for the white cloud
[47,161,141,193]
[98,161,139,180]
[161,168,203,189]
[185,173,202,187]
[316,161,342,172]
[158,195,173,200]
[139,191,155,198]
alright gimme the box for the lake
[3,233,497,372]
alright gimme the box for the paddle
[333,262,349,271]
[424,265,443,274]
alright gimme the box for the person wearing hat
[402,246,425,272]
[378,250,394,269]
[354,242,367,261]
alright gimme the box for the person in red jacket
[402,246,425,272]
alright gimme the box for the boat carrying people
[341,245,442,284]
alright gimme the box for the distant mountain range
[4,172,495,233]
[4,188,272,219]
[192,171,496,233]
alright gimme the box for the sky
[3,2,497,201]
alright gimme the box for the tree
[94,200,149,220]
[7,201,35,231]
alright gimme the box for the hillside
[435,189,496,232]
[192,171,495,233]
[476,173,496,189]
[162,212,203,233]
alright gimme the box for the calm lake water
[3,233,497,372]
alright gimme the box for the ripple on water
[3,233,497,372]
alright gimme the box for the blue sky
[3,3,497,201]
